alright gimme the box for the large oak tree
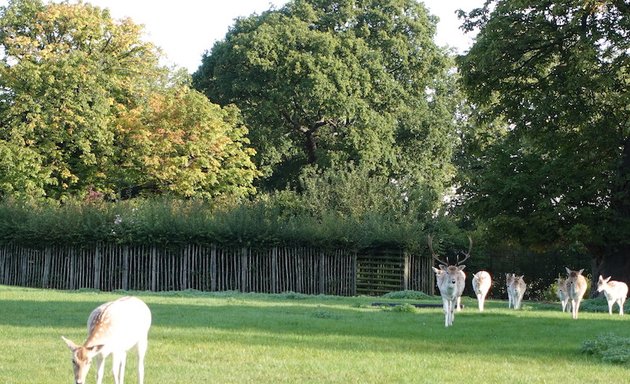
[193,0,459,211]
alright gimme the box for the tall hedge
[0,198,440,253]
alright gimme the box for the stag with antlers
[429,235,472,327]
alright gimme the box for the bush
[582,334,630,364]
[382,290,433,300]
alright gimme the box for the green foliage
[456,0,630,253]
[381,290,433,300]
[0,0,258,201]
[582,334,630,365]
[193,0,459,208]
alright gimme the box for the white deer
[62,296,152,384]
[597,275,628,315]
[565,267,588,319]
[556,277,571,313]
[472,271,492,311]
[429,235,471,327]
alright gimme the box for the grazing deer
[565,267,588,319]
[597,275,628,315]
[62,296,152,384]
[556,277,571,313]
[429,235,471,327]
[472,271,492,311]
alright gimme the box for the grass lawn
[1,285,629,383]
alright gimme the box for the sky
[1,0,485,73]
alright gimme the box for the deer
[62,296,152,384]
[472,271,492,311]
[512,275,526,309]
[429,235,471,327]
[565,267,588,319]
[555,277,571,313]
[505,273,526,309]
[596,275,628,316]
[505,273,516,309]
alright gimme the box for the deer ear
[458,265,466,271]
[86,344,105,357]
[62,336,79,351]
[432,267,440,274]
[578,269,584,275]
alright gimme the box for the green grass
[1,286,629,383]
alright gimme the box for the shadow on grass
[1,287,629,369]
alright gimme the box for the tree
[193,0,458,210]
[113,84,259,200]
[0,0,258,201]
[456,0,630,284]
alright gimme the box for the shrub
[582,334,630,364]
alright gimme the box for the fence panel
[0,244,433,296]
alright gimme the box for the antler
[456,236,473,265]
[428,234,449,266]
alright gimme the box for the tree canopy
[456,0,630,276]
[0,0,258,201]
[193,0,459,210]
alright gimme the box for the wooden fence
[0,243,434,296]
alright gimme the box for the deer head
[62,337,104,384]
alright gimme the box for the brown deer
[565,267,588,319]
[429,235,471,327]
[62,296,152,384]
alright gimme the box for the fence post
[351,251,357,296]
[0,245,4,284]
[319,251,325,294]
[93,244,101,290]
[240,247,248,292]
[122,246,129,291]
[210,244,217,291]
[271,247,278,293]
[42,247,52,288]
[181,245,189,290]
[403,251,410,291]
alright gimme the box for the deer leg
[94,355,105,384]
[137,337,148,384]
[111,352,124,384]
[442,299,449,327]
[608,299,614,315]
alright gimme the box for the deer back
[597,275,629,299]
[85,296,152,352]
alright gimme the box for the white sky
[0,0,484,73]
